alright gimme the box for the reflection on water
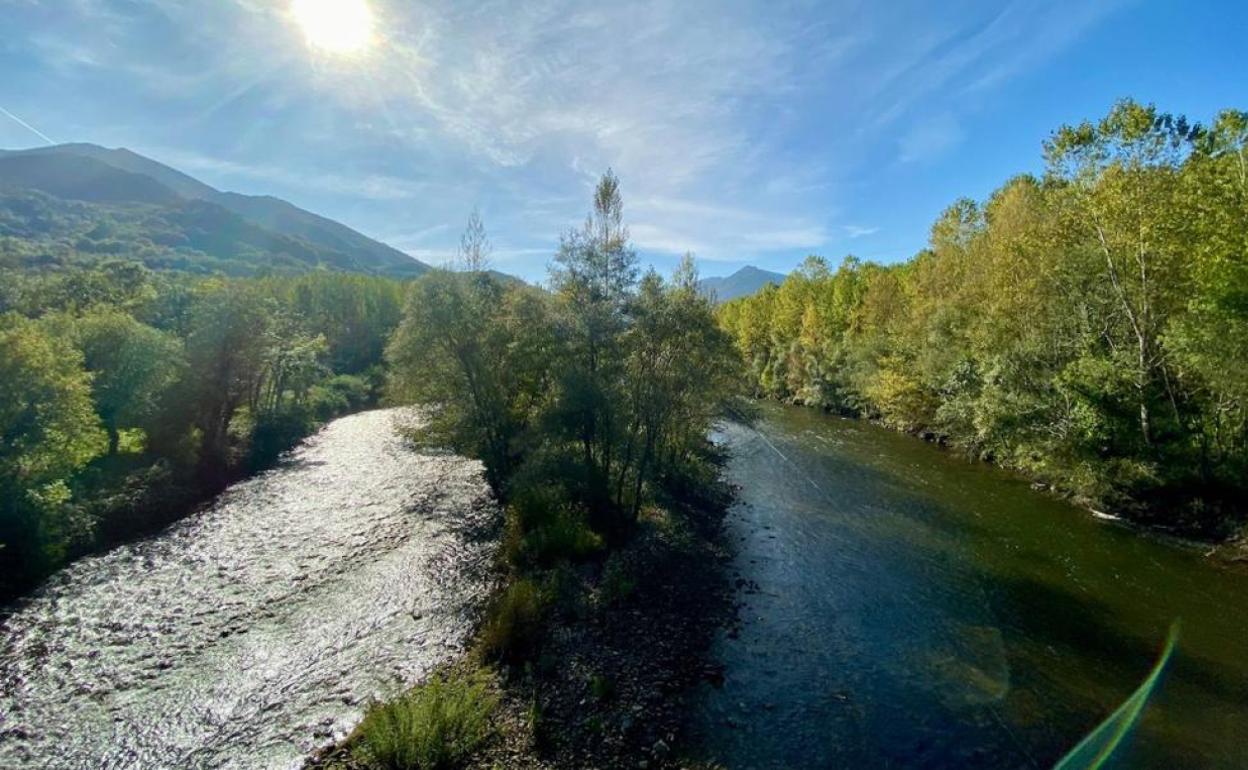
[693,403,1248,769]
[0,409,497,770]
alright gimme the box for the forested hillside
[0,264,404,599]
[718,101,1247,532]
[0,145,429,277]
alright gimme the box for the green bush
[477,579,545,664]
[589,672,615,702]
[503,485,602,569]
[354,671,497,770]
[309,373,373,421]
[247,404,316,469]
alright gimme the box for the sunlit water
[694,403,1248,769]
[0,409,498,770]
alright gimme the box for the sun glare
[292,0,375,54]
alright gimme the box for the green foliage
[354,670,497,770]
[387,271,554,493]
[388,179,741,537]
[73,309,184,454]
[719,100,1248,529]
[0,264,405,599]
[0,314,105,585]
[503,485,603,569]
[477,579,546,665]
[309,374,373,421]
[599,552,636,606]
[589,672,616,702]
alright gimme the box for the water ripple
[0,409,498,770]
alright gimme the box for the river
[693,402,1248,769]
[0,409,498,770]
[5,405,1247,769]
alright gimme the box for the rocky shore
[309,477,735,770]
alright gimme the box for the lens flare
[292,0,375,54]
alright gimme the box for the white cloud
[8,0,1125,270]
[842,225,880,239]
[148,148,432,201]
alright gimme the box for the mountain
[0,153,183,207]
[0,144,430,278]
[698,265,785,302]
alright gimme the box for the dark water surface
[0,409,497,769]
[694,403,1248,769]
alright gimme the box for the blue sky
[1,0,1244,282]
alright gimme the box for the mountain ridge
[0,143,430,278]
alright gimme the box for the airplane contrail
[0,105,56,145]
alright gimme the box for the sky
[1,0,1245,282]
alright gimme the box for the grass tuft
[353,670,497,770]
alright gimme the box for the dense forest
[0,265,404,598]
[718,101,1247,532]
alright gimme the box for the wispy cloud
[150,148,432,201]
[897,113,965,164]
[842,225,880,239]
[4,0,1127,272]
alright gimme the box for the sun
[292,0,375,54]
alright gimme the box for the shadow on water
[692,403,1248,770]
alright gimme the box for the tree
[183,282,274,473]
[458,208,493,273]
[387,271,554,493]
[1045,99,1199,446]
[549,169,639,517]
[718,100,1248,525]
[74,311,184,455]
[0,315,104,580]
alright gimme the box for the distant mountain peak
[697,265,785,302]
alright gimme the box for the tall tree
[549,170,639,517]
[74,311,184,455]
[458,208,493,273]
[0,315,104,579]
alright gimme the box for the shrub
[309,373,373,421]
[247,404,315,470]
[503,485,602,569]
[354,670,497,770]
[477,579,545,664]
[589,673,615,702]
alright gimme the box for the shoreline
[758,396,1244,549]
[309,474,735,769]
[1,404,379,610]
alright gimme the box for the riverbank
[0,397,378,607]
[691,405,1248,768]
[768,395,1243,545]
[0,409,499,768]
[310,473,734,769]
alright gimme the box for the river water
[0,409,498,770]
[694,403,1248,769]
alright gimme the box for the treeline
[719,100,1247,532]
[0,263,404,599]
